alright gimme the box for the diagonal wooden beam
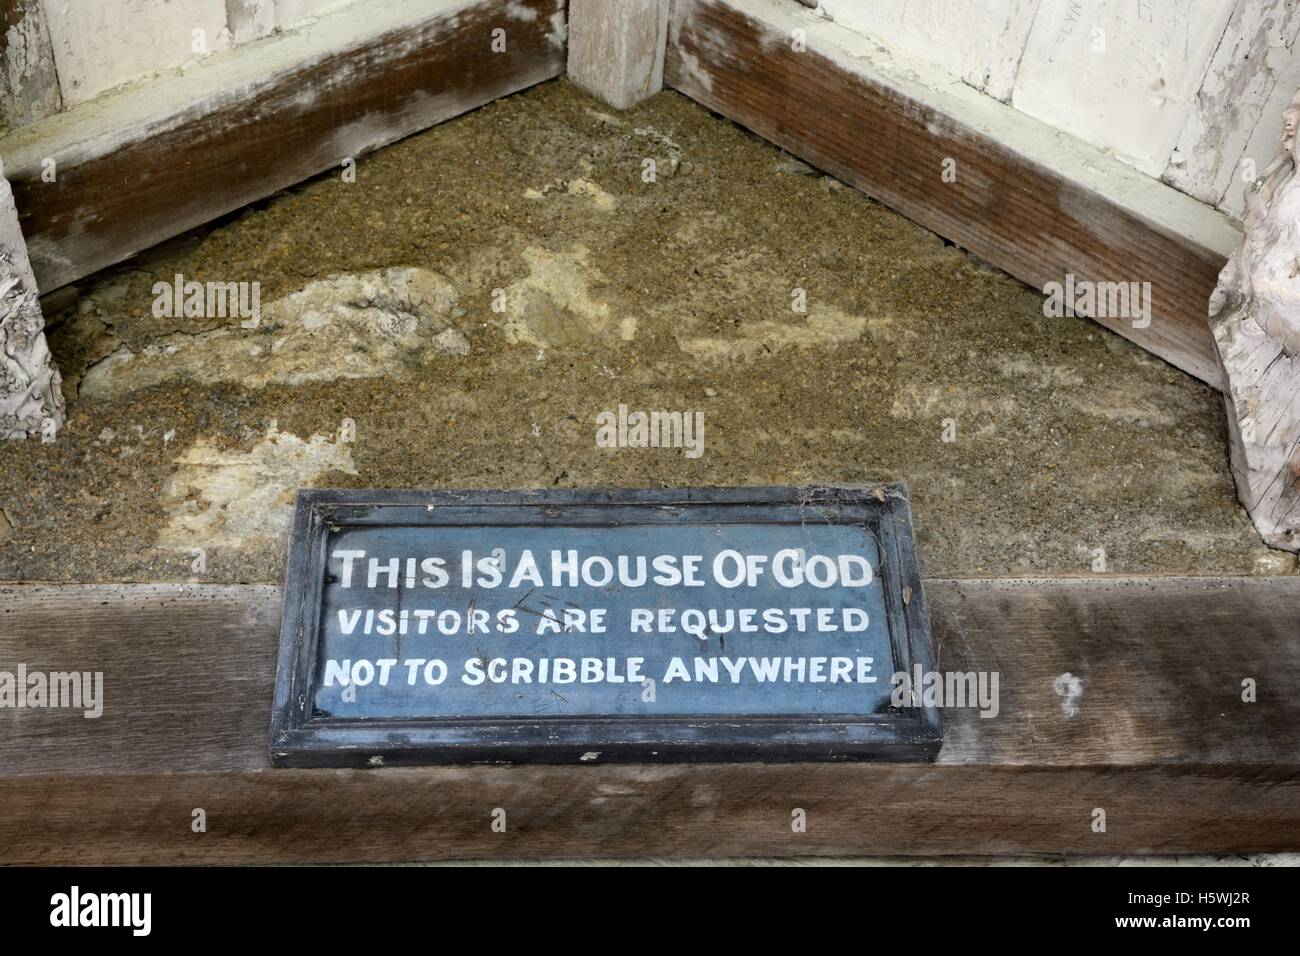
[664,0,1243,389]
[0,0,567,293]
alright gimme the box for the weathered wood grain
[930,577,1300,765]
[0,0,566,292]
[0,0,62,129]
[1,576,1297,861]
[1208,86,1300,553]
[0,584,281,775]
[1164,0,1300,212]
[568,0,669,111]
[1011,0,1236,178]
[814,0,1038,103]
[0,149,62,439]
[4,764,1297,863]
[38,0,229,109]
[0,154,36,290]
[665,0,1242,388]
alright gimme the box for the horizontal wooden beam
[4,765,1296,864]
[664,0,1243,388]
[1,576,1296,862]
[0,0,567,293]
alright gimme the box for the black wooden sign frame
[269,486,941,766]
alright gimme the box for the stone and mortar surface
[0,80,1289,583]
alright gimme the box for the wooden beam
[2,576,1297,862]
[664,0,1243,389]
[4,765,1296,863]
[0,0,567,292]
[567,0,670,111]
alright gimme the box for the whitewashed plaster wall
[816,0,1300,222]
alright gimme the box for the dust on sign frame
[269,486,941,766]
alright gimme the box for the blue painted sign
[270,487,940,765]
